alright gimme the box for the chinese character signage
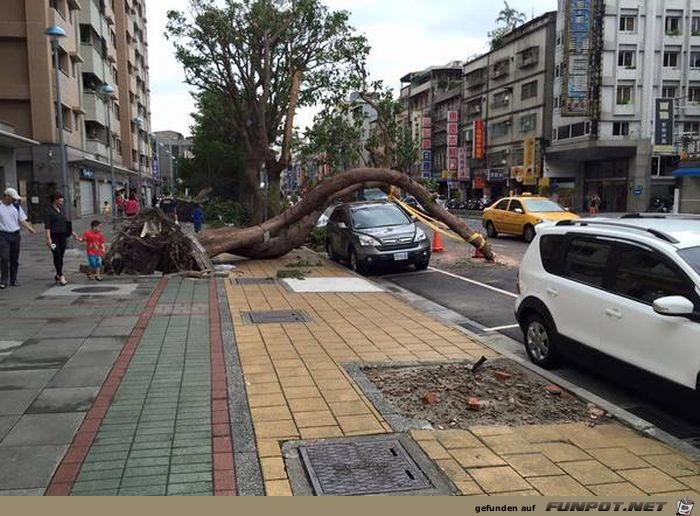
[523,137,536,171]
[447,135,458,146]
[421,117,432,176]
[654,98,674,154]
[457,147,469,180]
[422,150,432,178]
[473,120,486,160]
[422,117,432,129]
[447,122,459,135]
[561,0,594,116]
[152,157,159,179]
[447,110,459,123]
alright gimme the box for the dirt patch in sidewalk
[363,359,594,428]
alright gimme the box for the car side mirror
[411,216,418,222]
[564,207,571,212]
[653,296,695,317]
[514,208,524,214]
[337,222,347,230]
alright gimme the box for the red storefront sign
[473,120,485,160]
[448,158,457,171]
[447,147,458,159]
[473,176,486,189]
[422,117,432,128]
[447,135,458,146]
[447,110,459,123]
[422,128,431,139]
[447,122,459,135]
[421,139,432,150]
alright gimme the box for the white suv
[515,216,700,397]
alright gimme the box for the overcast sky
[146,0,557,136]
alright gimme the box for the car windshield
[351,205,410,229]
[522,199,566,213]
[679,246,700,276]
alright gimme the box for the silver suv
[515,215,700,399]
[325,201,431,274]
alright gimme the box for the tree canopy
[488,1,528,49]
[166,0,370,220]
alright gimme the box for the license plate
[394,252,409,261]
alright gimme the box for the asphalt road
[372,216,700,450]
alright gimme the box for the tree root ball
[105,209,210,275]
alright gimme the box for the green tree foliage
[488,1,527,49]
[166,0,369,222]
[302,82,419,175]
[177,90,246,200]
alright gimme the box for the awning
[672,168,700,177]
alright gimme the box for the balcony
[82,91,107,125]
[81,44,106,82]
[86,138,108,160]
[491,60,510,80]
[465,70,486,90]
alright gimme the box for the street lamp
[133,116,144,204]
[260,165,268,221]
[46,25,71,220]
[98,84,116,228]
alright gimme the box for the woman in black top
[44,192,78,285]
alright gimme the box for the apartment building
[546,0,700,213]
[399,62,463,179]
[0,0,153,220]
[154,130,193,193]
[461,12,557,201]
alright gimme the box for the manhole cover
[298,439,431,495]
[71,286,121,294]
[242,310,310,324]
[232,277,278,286]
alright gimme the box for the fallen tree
[199,168,494,261]
[105,210,211,275]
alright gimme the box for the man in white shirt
[0,188,36,288]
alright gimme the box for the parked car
[515,215,700,400]
[482,194,579,243]
[325,201,431,274]
[357,188,389,202]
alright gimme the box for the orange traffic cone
[432,231,444,253]
[473,245,485,259]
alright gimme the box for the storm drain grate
[232,277,278,286]
[241,310,310,324]
[71,286,121,294]
[298,439,432,496]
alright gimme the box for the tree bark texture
[199,168,494,261]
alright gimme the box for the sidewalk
[0,227,698,496]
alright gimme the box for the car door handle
[546,288,559,297]
[605,308,623,320]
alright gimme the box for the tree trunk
[199,168,494,261]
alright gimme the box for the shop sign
[473,120,486,160]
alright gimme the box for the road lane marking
[482,324,520,332]
[427,267,519,298]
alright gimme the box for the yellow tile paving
[227,254,700,496]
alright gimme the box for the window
[679,246,700,276]
[540,235,567,274]
[616,85,633,105]
[613,122,630,136]
[492,59,510,79]
[490,121,510,138]
[509,200,524,213]
[558,125,571,140]
[114,103,120,121]
[693,16,700,36]
[495,199,510,211]
[520,114,537,133]
[521,80,538,100]
[563,239,612,288]
[663,51,679,67]
[619,15,636,33]
[518,47,539,68]
[690,87,700,103]
[691,52,700,68]
[685,122,700,135]
[662,85,678,98]
[555,64,560,77]
[554,96,560,108]
[493,91,510,107]
[56,104,72,131]
[569,122,584,137]
[665,16,682,36]
[613,247,695,305]
[618,50,635,68]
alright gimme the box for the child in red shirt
[79,220,106,280]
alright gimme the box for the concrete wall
[680,177,700,214]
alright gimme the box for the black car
[325,201,431,274]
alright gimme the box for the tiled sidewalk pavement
[226,250,700,496]
[0,219,159,496]
[44,277,235,496]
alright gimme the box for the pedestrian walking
[101,201,111,222]
[78,220,106,281]
[0,188,36,289]
[192,204,204,234]
[125,194,139,218]
[44,191,79,286]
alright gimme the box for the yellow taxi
[482,194,579,243]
